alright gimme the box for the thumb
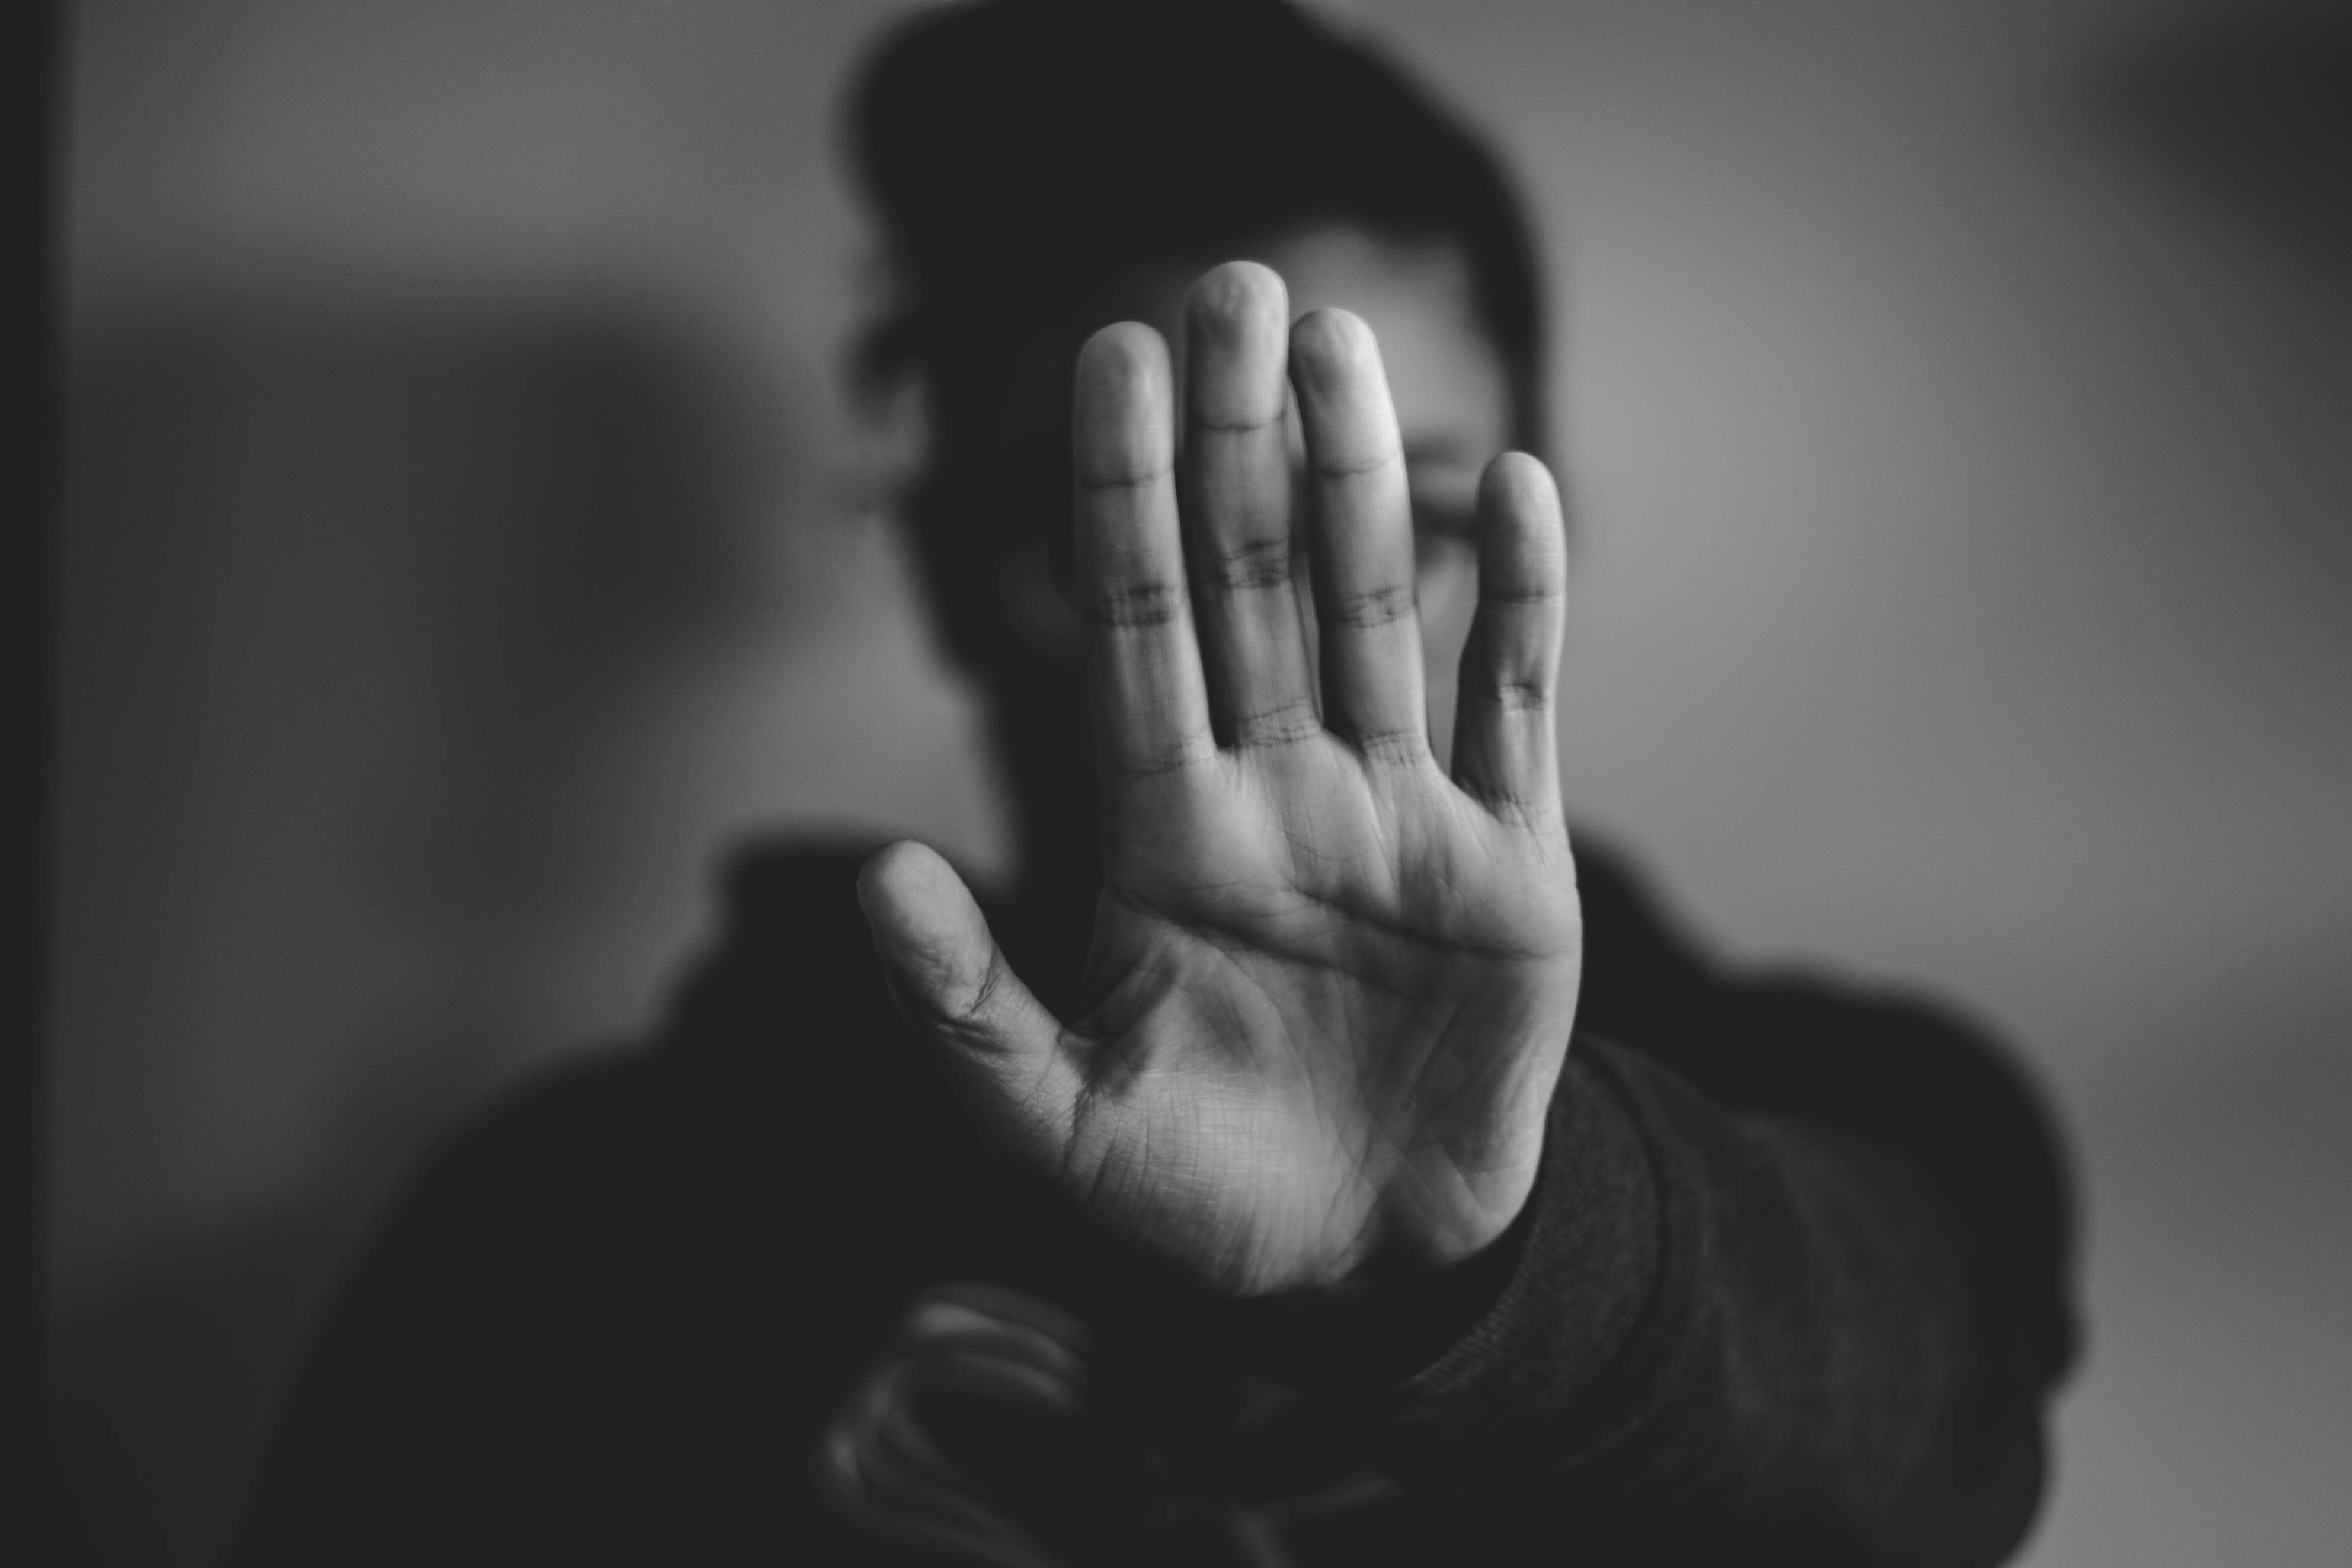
[856,841,1080,1169]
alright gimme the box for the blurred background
[48,0,2352,1562]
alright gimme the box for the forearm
[1361,1039,2065,1566]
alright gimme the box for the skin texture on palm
[857,262,1580,1298]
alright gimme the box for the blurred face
[982,223,1518,767]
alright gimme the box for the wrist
[1209,1173,1542,1391]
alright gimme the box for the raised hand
[857,262,1580,1298]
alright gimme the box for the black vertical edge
[8,0,64,1555]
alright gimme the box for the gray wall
[52,1,2352,1562]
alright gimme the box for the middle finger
[1182,261,1319,749]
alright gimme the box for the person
[225,2,2076,1563]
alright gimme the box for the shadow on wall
[47,292,791,1566]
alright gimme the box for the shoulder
[650,834,988,1195]
[327,1046,719,1349]
[1566,824,2072,1303]
[394,836,906,1208]
[242,839,983,1555]
[328,836,958,1312]
[388,833,990,1238]
[1568,824,1717,1035]
[661,833,901,1042]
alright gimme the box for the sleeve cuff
[1372,1042,1662,1475]
[1196,1044,1661,1420]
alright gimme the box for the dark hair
[842,0,1547,671]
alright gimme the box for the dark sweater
[224,832,2076,1566]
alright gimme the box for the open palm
[859,262,1580,1297]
